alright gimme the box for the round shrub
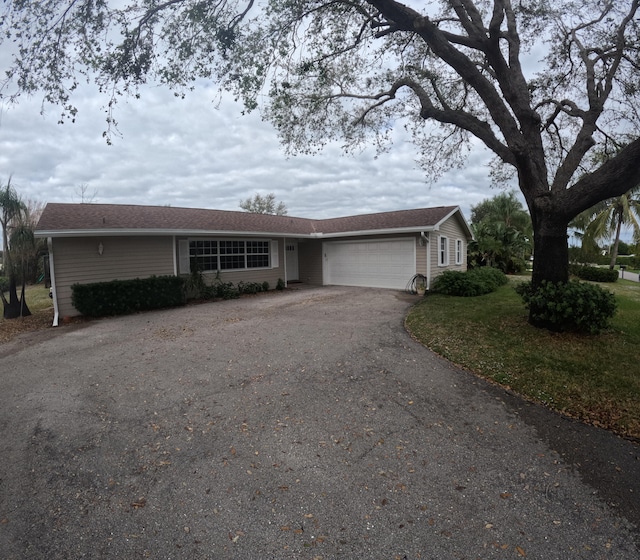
[433,267,508,297]
[213,281,240,299]
[515,280,617,334]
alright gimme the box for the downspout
[172,235,177,275]
[283,237,288,287]
[422,232,431,290]
[47,237,60,327]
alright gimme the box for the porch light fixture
[98,242,104,255]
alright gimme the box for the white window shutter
[271,240,279,268]
[178,239,190,274]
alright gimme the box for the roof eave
[36,226,441,239]
[316,226,437,239]
[35,228,316,238]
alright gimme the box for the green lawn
[0,284,53,315]
[0,284,54,343]
[406,277,640,439]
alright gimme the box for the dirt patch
[0,308,55,345]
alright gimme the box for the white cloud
[0,79,503,224]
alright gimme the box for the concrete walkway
[0,287,638,559]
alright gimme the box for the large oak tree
[2,0,640,325]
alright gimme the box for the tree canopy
[2,0,640,326]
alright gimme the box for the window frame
[455,239,463,265]
[188,238,271,272]
[438,235,449,267]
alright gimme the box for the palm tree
[470,191,532,233]
[469,191,533,273]
[572,185,640,269]
[469,220,532,273]
[0,177,31,318]
[9,222,36,317]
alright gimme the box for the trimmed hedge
[72,275,186,317]
[617,255,640,269]
[569,264,618,283]
[515,280,617,334]
[432,267,508,297]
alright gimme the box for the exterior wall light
[98,242,104,255]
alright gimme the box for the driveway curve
[0,286,638,559]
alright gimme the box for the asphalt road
[0,286,638,559]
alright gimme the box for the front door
[285,241,299,282]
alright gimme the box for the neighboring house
[35,203,473,325]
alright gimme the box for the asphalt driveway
[0,286,638,559]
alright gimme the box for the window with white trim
[438,235,449,266]
[455,239,463,265]
[246,240,270,268]
[191,240,218,272]
[189,239,270,271]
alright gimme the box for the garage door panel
[325,239,415,289]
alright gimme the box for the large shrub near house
[433,267,508,297]
[515,280,617,334]
[72,276,186,317]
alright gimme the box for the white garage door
[324,238,416,289]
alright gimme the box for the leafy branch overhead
[2,0,640,328]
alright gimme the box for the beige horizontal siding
[210,268,283,288]
[415,234,428,276]
[52,236,175,318]
[431,216,468,284]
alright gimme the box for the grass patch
[406,277,640,439]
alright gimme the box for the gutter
[311,226,437,239]
[35,225,440,241]
[34,228,311,239]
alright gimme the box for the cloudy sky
[0,71,508,222]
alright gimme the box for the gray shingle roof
[316,206,459,234]
[35,203,467,238]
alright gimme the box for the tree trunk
[2,274,31,319]
[531,219,570,288]
[608,212,623,270]
[529,211,569,328]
